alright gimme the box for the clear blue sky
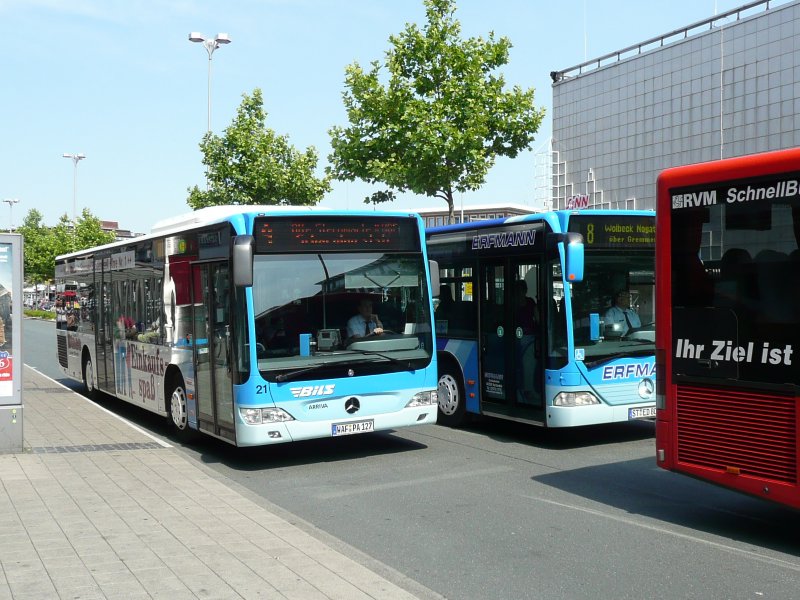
[3,0,753,234]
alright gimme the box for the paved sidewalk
[0,366,435,600]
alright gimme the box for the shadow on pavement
[532,455,800,557]
[58,377,429,471]
[196,429,428,471]
[458,414,655,449]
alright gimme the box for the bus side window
[755,249,792,324]
[451,299,476,337]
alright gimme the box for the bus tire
[437,364,467,427]
[167,375,194,441]
[82,352,96,399]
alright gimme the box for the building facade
[550,0,800,212]
[415,203,538,228]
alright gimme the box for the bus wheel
[168,377,193,440]
[437,368,467,427]
[82,354,96,399]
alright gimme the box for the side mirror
[564,233,584,283]
[232,235,254,287]
[547,232,584,283]
[429,260,440,297]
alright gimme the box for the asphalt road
[25,317,800,599]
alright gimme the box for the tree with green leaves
[18,209,52,284]
[19,208,115,284]
[187,88,331,209]
[328,0,545,222]
[71,208,116,251]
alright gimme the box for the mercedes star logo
[638,378,655,400]
[345,397,360,414]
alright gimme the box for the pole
[207,52,213,134]
[2,199,19,232]
[189,33,231,189]
[72,161,78,220]
[206,50,212,190]
[62,153,85,221]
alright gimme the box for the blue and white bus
[426,209,655,427]
[55,206,439,446]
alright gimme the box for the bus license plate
[629,406,656,420]
[331,419,374,436]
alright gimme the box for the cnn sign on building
[566,194,590,209]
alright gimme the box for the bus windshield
[671,197,800,387]
[249,252,433,381]
[569,250,655,362]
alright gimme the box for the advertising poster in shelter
[0,241,16,400]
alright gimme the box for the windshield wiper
[620,335,653,344]
[583,348,653,369]
[348,349,416,370]
[275,363,330,383]
[275,351,418,382]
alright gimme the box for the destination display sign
[669,170,800,211]
[568,215,655,249]
[254,217,419,253]
[426,221,546,258]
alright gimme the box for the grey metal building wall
[550,0,800,211]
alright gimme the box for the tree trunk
[445,189,455,225]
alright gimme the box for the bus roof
[425,208,655,235]
[657,147,800,192]
[149,205,317,234]
[56,205,426,261]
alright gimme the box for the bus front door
[479,259,544,421]
[96,271,116,394]
[191,262,236,443]
[480,261,508,407]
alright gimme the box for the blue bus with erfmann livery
[426,209,655,427]
[55,206,439,446]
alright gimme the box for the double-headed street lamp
[188,32,232,134]
[62,153,86,221]
[2,198,19,232]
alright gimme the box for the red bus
[656,148,800,508]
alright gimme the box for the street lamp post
[188,32,232,134]
[62,153,86,221]
[2,198,19,232]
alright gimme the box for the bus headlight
[239,407,295,425]
[406,390,438,407]
[552,391,600,407]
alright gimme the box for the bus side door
[479,258,544,415]
[96,263,116,394]
[479,260,508,403]
[191,262,236,443]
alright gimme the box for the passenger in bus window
[436,285,454,319]
[672,209,713,307]
[515,281,539,333]
[66,309,77,331]
[604,290,641,337]
[715,248,753,312]
[265,316,289,348]
[55,297,66,330]
[515,280,540,405]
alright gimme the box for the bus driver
[347,298,384,342]
[604,289,641,336]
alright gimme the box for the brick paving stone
[0,364,442,600]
